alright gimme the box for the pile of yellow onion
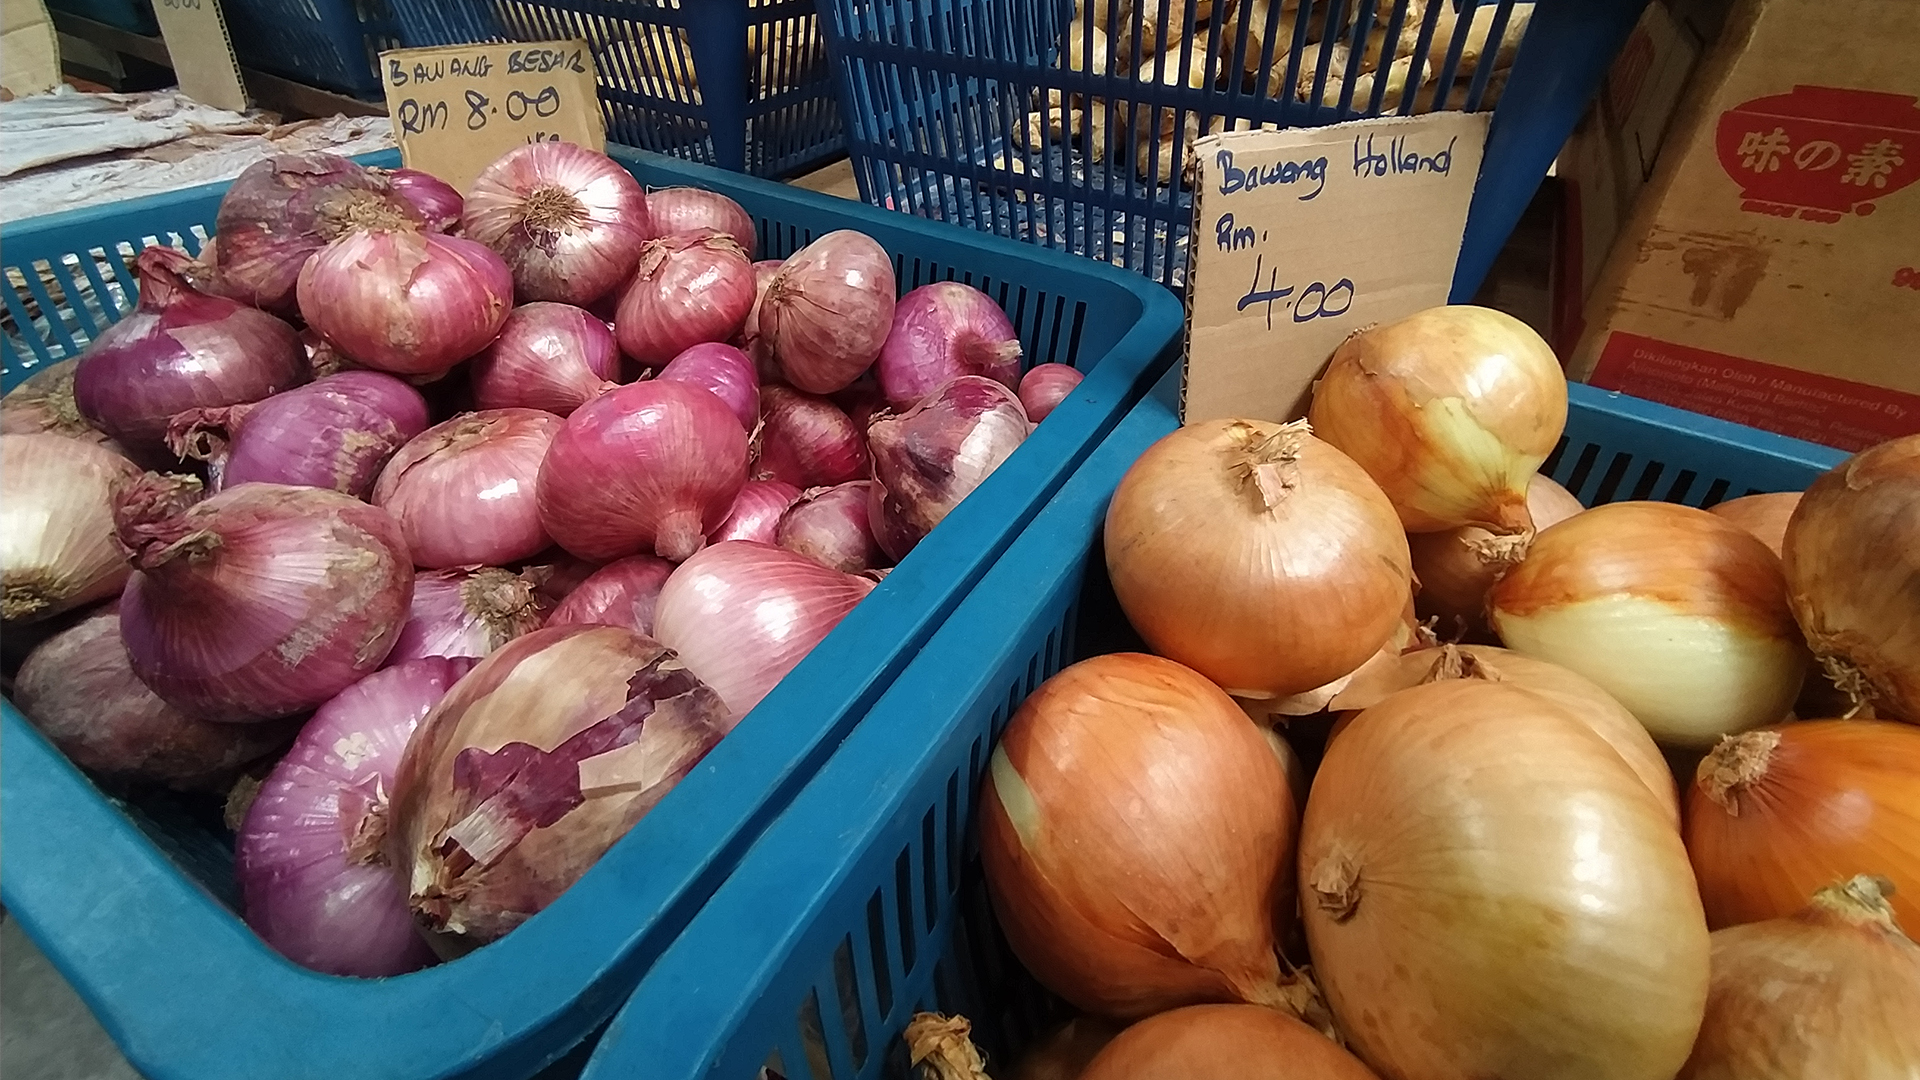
[952,305,1920,1080]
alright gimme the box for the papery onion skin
[1781,435,1920,722]
[385,168,463,232]
[875,281,1023,408]
[74,247,308,458]
[373,409,561,569]
[656,342,760,431]
[613,232,756,368]
[777,481,887,574]
[386,626,729,942]
[298,229,514,378]
[1490,501,1807,747]
[1707,491,1799,559]
[1685,720,1920,931]
[867,376,1031,562]
[1079,1005,1381,1080]
[652,541,874,727]
[1408,474,1584,641]
[461,142,652,306]
[15,605,297,790]
[1301,679,1709,1080]
[1,433,141,624]
[386,566,550,663]
[739,259,784,381]
[645,187,756,256]
[116,477,415,722]
[469,302,623,417]
[1018,363,1084,424]
[212,153,418,315]
[754,385,866,489]
[1105,418,1412,699]
[760,230,897,394]
[2,359,124,452]
[1677,876,1920,1080]
[712,480,801,545]
[543,554,674,637]
[237,657,474,976]
[169,371,431,499]
[1308,305,1568,534]
[536,380,750,563]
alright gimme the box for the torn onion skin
[1079,1005,1382,1080]
[1685,720,1920,931]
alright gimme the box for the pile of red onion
[3,141,1052,979]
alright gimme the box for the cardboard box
[2,0,60,99]
[1567,0,1920,452]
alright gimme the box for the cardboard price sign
[152,0,249,113]
[1183,111,1490,425]
[379,41,606,194]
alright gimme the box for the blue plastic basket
[218,0,402,97]
[815,0,1645,294]
[579,368,1847,1079]
[45,0,157,34]
[0,146,1182,1080]
[388,0,845,178]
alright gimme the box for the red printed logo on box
[1714,86,1920,223]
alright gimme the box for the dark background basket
[218,0,403,98]
[388,0,845,178]
[45,0,158,34]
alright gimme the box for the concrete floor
[2,914,142,1080]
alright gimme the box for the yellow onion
[1488,501,1807,747]
[1307,305,1568,535]
[1010,1016,1125,1080]
[1236,594,1426,722]
[1105,419,1411,699]
[1781,434,1920,721]
[979,653,1321,1025]
[1408,473,1584,639]
[1078,1005,1382,1080]
[1331,644,1679,826]
[1706,490,1799,558]
[1678,876,1920,1080]
[1685,719,1920,931]
[1300,680,1709,1080]
[1,433,140,624]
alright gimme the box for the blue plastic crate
[815,0,1645,294]
[580,367,1848,1079]
[218,0,402,97]
[388,0,845,178]
[0,146,1181,1080]
[45,0,157,34]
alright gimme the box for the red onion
[372,409,562,569]
[1018,362,1084,423]
[15,605,298,790]
[298,229,513,379]
[462,143,652,307]
[237,657,475,976]
[73,247,307,459]
[212,153,419,315]
[656,342,760,430]
[543,554,674,636]
[876,281,1023,408]
[832,377,887,433]
[645,187,757,256]
[385,168,463,232]
[713,479,802,544]
[536,380,749,562]
[387,627,729,941]
[386,566,551,663]
[653,541,875,726]
[614,232,756,368]
[868,375,1030,561]
[2,433,140,624]
[167,371,430,499]
[114,475,415,722]
[777,481,887,574]
[759,230,897,394]
[740,259,784,383]
[469,302,622,416]
[754,385,866,488]
[2,359,123,451]
[526,551,599,605]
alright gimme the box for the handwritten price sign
[1182,112,1489,425]
[379,40,606,194]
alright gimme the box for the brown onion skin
[1706,491,1799,559]
[1677,876,1920,1080]
[1781,435,1920,722]
[1685,720,1920,931]
[1407,473,1583,640]
[1079,1005,1381,1080]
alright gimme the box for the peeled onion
[645,187,756,256]
[753,385,866,489]
[867,376,1030,561]
[1104,418,1411,699]
[614,232,756,368]
[1079,1005,1381,1080]
[298,228,514,378]
[386,566,550,663]
[1301,679,1709,1080]
[1686,719,1920,930]
[1489,501,1808,746]
[468,302,623,416]
[1781,435,1920,721]
[759,230,897,394]
[656,342,760,431]
[1308,305,1569,534]
[543,554,674,636]
[875,281,1022,408]
[1407,473,1584,639]
[1,433,140,624]
[1018,363,1084,424]
[167,370,430,499]
[373,410,562,569]
[712,480,801,545]
[461,142,652,306]
[1707,490,1800,558]
[776,481,886,574]
[980,653,1321,1025]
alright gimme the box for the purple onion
[875,282,1023,408]
[237,657,475,976]
[712,479,802,545]
[614,232,757,368]
[387,168,463,232]
[167,371,430,499]
[543,554,675,636]
[213,153,420,315]
[1017,363,1084,423]
[740,259,784,384]
[469,302,623,417]
[386,566,552,663]
[777,481,888,574]
[73,247,309,461]
[656,342,760,430]
[754,386,865,489]
[867,376,1030,561]
[646,187,757,256]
